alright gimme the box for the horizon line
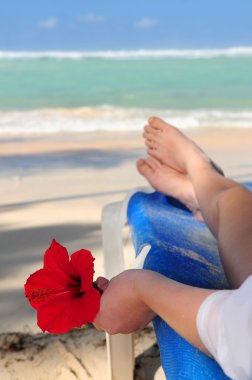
[1,46,252,59]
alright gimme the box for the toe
[146,156,162,170]
[146,157,157,170]
[136,158,153,177]
[147,148,161,161]
[145,124,158,135]
[143,125,156,139]
[143,125,150,139]
[143,130,149,139]
[145,139,157,149]
[143,125,150,133]
[148,116,166,130]
[136,158,144,173]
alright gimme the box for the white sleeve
[197,275,252,380]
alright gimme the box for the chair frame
[101,187,153,380]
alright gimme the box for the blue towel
[127,183,252,379]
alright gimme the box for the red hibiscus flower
[24,240,101,334]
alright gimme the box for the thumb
[95,276,110,292]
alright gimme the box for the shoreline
[1,107,252,135]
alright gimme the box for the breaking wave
[1,47,252,60]
[0,106,252,135]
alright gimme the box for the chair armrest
[101,186,153,380]
[102,200,134,380]
[102,201,127,278]
[102,186,153,278]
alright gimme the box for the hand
[93,270,156,334]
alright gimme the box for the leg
[139,116,252,287]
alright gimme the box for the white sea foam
[0,106,252,136]
[1,47,252,60]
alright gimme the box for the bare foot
[143,117,224,176]
[136,156,203,220]
[138,117,224,221]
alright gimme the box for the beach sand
[0,128,251,379]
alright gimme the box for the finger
[95,276,110,292]
[92,320,104,331]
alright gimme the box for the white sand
[0,128,251,379]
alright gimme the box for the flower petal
[43,240,70,275]
[37,292,74,333]
[71,287,101,325]
[37,287,101,333]
[24,268,69,310]
[70,249,95,291]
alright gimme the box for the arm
[135,270,215,354]
[94,269,215,354]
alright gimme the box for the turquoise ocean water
[0,49,252,134]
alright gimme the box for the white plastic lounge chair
[102,183,252,380]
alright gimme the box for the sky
[0,0,252,51]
